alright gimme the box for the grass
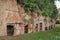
[1,24,60,40]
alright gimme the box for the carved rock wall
[0,0,21,36]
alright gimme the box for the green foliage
[50,5,58,20]
[17,0,58,20]
[56,20,60,24]
[17,0,38,13]
[28,19,34,24]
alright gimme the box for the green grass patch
[1,24,60,40]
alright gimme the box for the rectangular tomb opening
[7,25,14,36]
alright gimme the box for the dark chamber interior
[35,24,38,31]
[24,25,28,33]
[7,25,14,36]
[40,23,42,30]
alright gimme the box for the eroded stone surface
[0,0,55,36]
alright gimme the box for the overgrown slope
[17,0,58,20]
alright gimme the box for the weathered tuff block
[0,0,21,36]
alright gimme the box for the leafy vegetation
[17,0,58,20]
[56,19,60,24]
[56,8,60,24]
